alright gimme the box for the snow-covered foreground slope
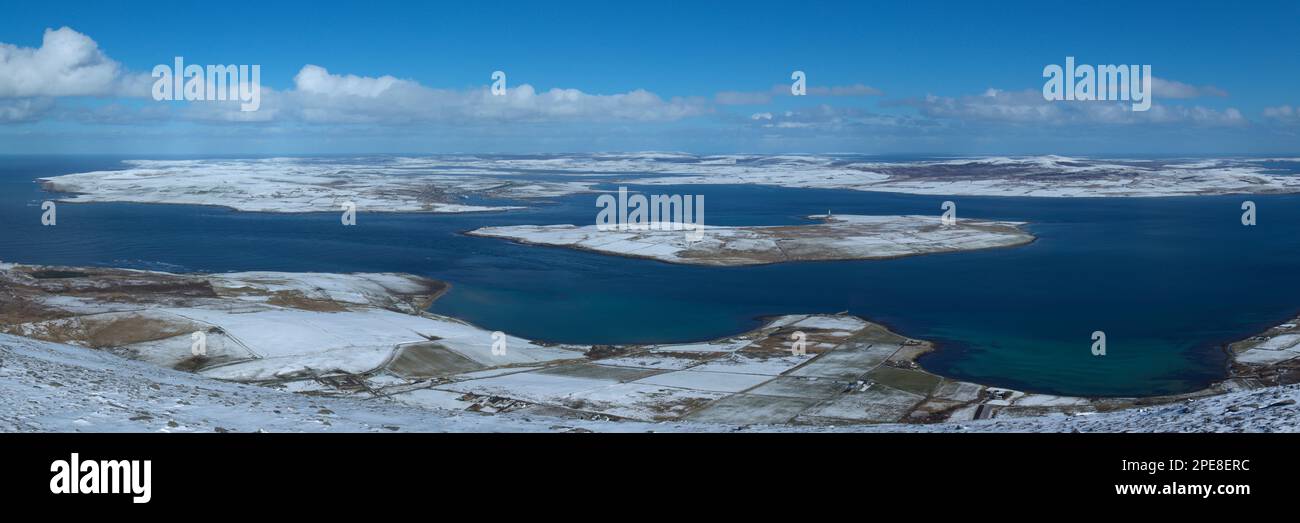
[469,214,1033,266]
[0,333,668,433]
[38,155,1300,214]
[910,385,1300,433]
[4,332,1297,432]
[4,264,1298,432]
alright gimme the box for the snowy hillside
[0,332,658,433]
[4,332,1297,433]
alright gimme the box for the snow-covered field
[4,332,1298,432]
[37,155,1300,214]
[0,266,585,381]
[0,332,669,433]
[469,214,1034,266]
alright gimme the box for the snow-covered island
[467,214,1035,266]
[36,155,1300,214]
[38,157,595,213]
[630,155,1300,197]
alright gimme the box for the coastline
[37,179,527,215]
[2,262,1295,428]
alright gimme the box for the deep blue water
[3,155,1300,397]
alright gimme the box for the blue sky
[1,0,1298,154]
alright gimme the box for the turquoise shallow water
[3,155,1300,397]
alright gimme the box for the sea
[3,154,1300,397]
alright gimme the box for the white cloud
[0,28,707,126]
[181,87,283,123]
[293,65,404,98]
[715,83,883,105]
[900,88,1245,126]
[804,84,884,96]
[0,27,147,98]
[0,97,54,122]
[238,65,710,124]
[1263,105,1298,124]
[716,90,773,105]
[459,84,708,122]
[902,90,1058,123]
[1151,77,1228,99]
[0,27,1265,138]
[745,105,912,132]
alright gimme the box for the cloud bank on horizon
[1,2,1298,155]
